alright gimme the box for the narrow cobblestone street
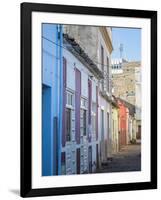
[99,143,141,173]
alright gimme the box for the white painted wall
[135,66,141,120]
[92,80,97,102]
[82,71,89,98]
[63,46,99,173]
[98,30,112,94]
[98,30,111,69]
[63,47,97,98]
[97,29,113,159]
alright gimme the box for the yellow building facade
[111,99,119,153]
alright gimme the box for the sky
[111,27,141,61]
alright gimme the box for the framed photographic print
[21,2,157,197]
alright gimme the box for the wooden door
[76,148,80,174]
[137,125,141,139]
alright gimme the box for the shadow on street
[98,143,141,173]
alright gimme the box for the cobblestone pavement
[99,144,141,173]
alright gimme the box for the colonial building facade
[42,24,63,176]
[61,26,113,173]
[111,96,119,153]
[61,34,102,174]
[98,27,113,161]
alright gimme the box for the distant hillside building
[111,58,128,74]
[111,60,141,141]
[111,60,141,106]
[135,65,141,139]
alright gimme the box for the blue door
[42,84,52,176]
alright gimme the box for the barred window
[66,91,74,106]
[81,98,87,108]
[92,102,97,136]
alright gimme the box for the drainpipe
[57,24,63,175]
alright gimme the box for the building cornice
[111,95,119,108]
[100,90,112,103]
[99,27,113,54]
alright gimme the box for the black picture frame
[21,2,157,197]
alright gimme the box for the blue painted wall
[42,24,63,176]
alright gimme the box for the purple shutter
[96,86,98,140]
[61,152,66,174]
[62,57,67,147]
[75,68,81,144]
[88,79,92,142]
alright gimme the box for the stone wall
[112,61,141,106]
[63,25,99,63]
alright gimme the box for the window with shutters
[92,102,96,136]
[101,45,104,91]
[80,97,87,136]
[81,98,87,108]
[106,56,110,92]
[66,91,74,107]
[101,109,104,141]
[65,91,74,142]
[101,45,104,72]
